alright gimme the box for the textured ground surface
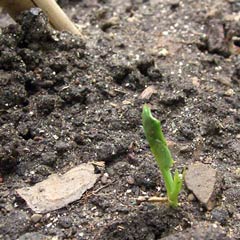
[0,0,239,239]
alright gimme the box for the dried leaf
[17,163,101,213]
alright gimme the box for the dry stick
[0,0,82,36]
[33,0,81,36]
[136,196,168,204]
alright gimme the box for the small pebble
[192,77,200,87]
[158,48,169,57]
[235,213,240,221]
[126,176,135,185]
[58,216,72,229]
[31,214,42,223]
[101,173,109,184]
[224,89,234,96]
[188,193,196,202]
[235,168,240,179]
[5,203,13,212]
[126,189,132,194]
[179,145,191,153]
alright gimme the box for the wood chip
[139,85,157,99]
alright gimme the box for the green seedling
[142,104,183,207]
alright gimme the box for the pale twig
[0,0,82,36]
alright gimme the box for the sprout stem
[142,104,183,207]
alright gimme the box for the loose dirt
[0,0,239,239]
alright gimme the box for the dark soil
[0,0,239,239]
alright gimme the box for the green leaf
[142,104,183,207]
[170,170,183,206]
[142,104,173,170]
